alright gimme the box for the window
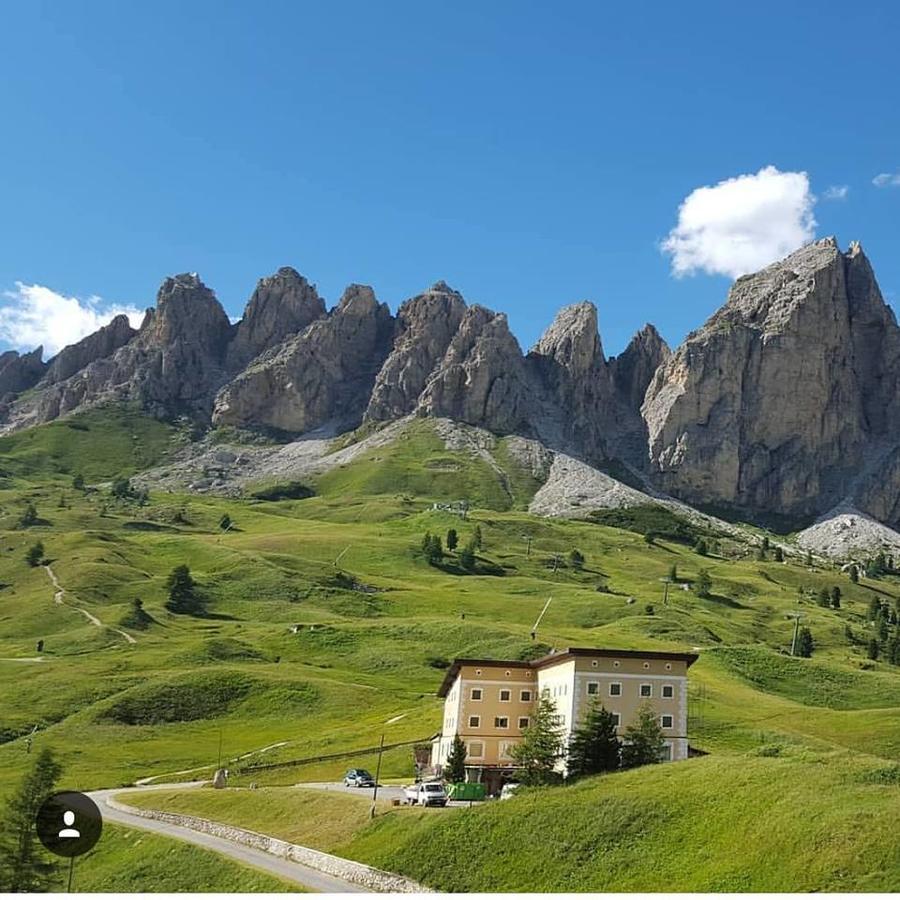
[591,659,599,667]
[518,717,530,729]
[499,741,515,759]
[665,662,672,670]
[475,668,482,675]
[553,714,565,726]
[661,714,674,729]
[471,687,483,701]
[468,741,484,757]
[495,716,509,728]
[609,682,622,697]
[499,689,511,702]
[643,662,650,669]
[520,689,532,702]
[662,684,674,699]
[613,660,620,668]
[587,682,599,695]
[611,712,621,726]
[640,683,652,698]
[662,743,673,761]
[468,715,480,728]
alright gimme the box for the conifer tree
[620,705,666,769]
[510,693,564,785]
[567,701,621,779]
[445,734,467,783]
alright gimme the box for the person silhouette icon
[58,810,80,839]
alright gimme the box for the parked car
[404,781,448,807]
[499,782,521,800]
[344,768,376,787]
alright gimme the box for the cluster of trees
[479,695,669,786]
[110,477,149,505]
[863,553,896,579]
[795,626,815,658]
[18,502,39,528]
[816,585,842,609]
[421,525,483,571]
[866,597,900,664]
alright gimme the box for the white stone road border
[104,793,431,893]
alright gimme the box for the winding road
[88,785,370,893]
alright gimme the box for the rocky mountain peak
[365,283,467,422]
[41,314,136,386]
[227,267,326,371]
[609,323,671,411]
[529,301,605,377]
[151,273,232,354]
[0,347,46,400]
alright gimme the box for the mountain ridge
[3,237,900,532]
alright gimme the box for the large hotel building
[431,647,698,790]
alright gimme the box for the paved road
[88,786,370,893]
[299,781,470,808]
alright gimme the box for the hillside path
[43,564,137,644]
[88,785,370,893]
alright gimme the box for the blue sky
[1,0,898,359]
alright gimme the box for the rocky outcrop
[610,324,670,410]
[0,348,46,399]
[226,268,326,372]
[642,238,900,523]
[526,302,612,453]
[40,315,136,386]
[365,282,466,421]
[213,285,393,433]
[26,274,233,423]
[416,305,534,435]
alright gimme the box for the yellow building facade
[432,647,697,788]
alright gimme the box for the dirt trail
[43,564,137,645]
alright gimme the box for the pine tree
[569,549,585,570]
[25,542,44,568]
[694,538,708,556]
[510,693,564,785]
[620,705,667,769]
[164,565,203,615]
[797,627,814,658]
[868,597,884,622]
[567,700,621,779]
[72,473,85,490]
[805,549,813,568]
[219,514,232,531]
[773,546,784,562]
[445,734,467,783]
[830,585,841,609]
[18,503,38,528]
[694,569,712,598]
[867,638,880,661]
[473,525,483,550]
[0,748,62,892]
[849,565,859,584]
[817,587,831,608]
[458,540,476,572]
[668,563,678,583]
[761,535,770,553]
[446,528,459,552]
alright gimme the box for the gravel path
[44,564,136,644]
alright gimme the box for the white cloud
[823,184,849,200]
[0,283,144,358]
[873,172,900,188]
[661,165,817,279]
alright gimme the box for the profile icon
[58,810,81,839]
[36,791,102,858]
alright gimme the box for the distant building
[431,647,698,792]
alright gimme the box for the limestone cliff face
[40,315,136,386]
[29,274,233,423]
[365,282,466,422]
[610,324,670,410]
[0,348,46,399]
[213,285,393,433]
[226,267,326,372]
[642,238,900,521]
[526,302,612,453]
[416,305,534,435]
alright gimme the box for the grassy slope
[0,409,899,890]
[74,823,295,892]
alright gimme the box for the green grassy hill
[1,408,899,890]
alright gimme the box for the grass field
[1,408,899,890]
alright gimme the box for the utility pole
[523,535,532,558]
[370,733,385,818]
[788,612,803,656]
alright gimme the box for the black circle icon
[35,791,103,858]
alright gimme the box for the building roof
[436,647,699,697]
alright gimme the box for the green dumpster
[447,782,486,801]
